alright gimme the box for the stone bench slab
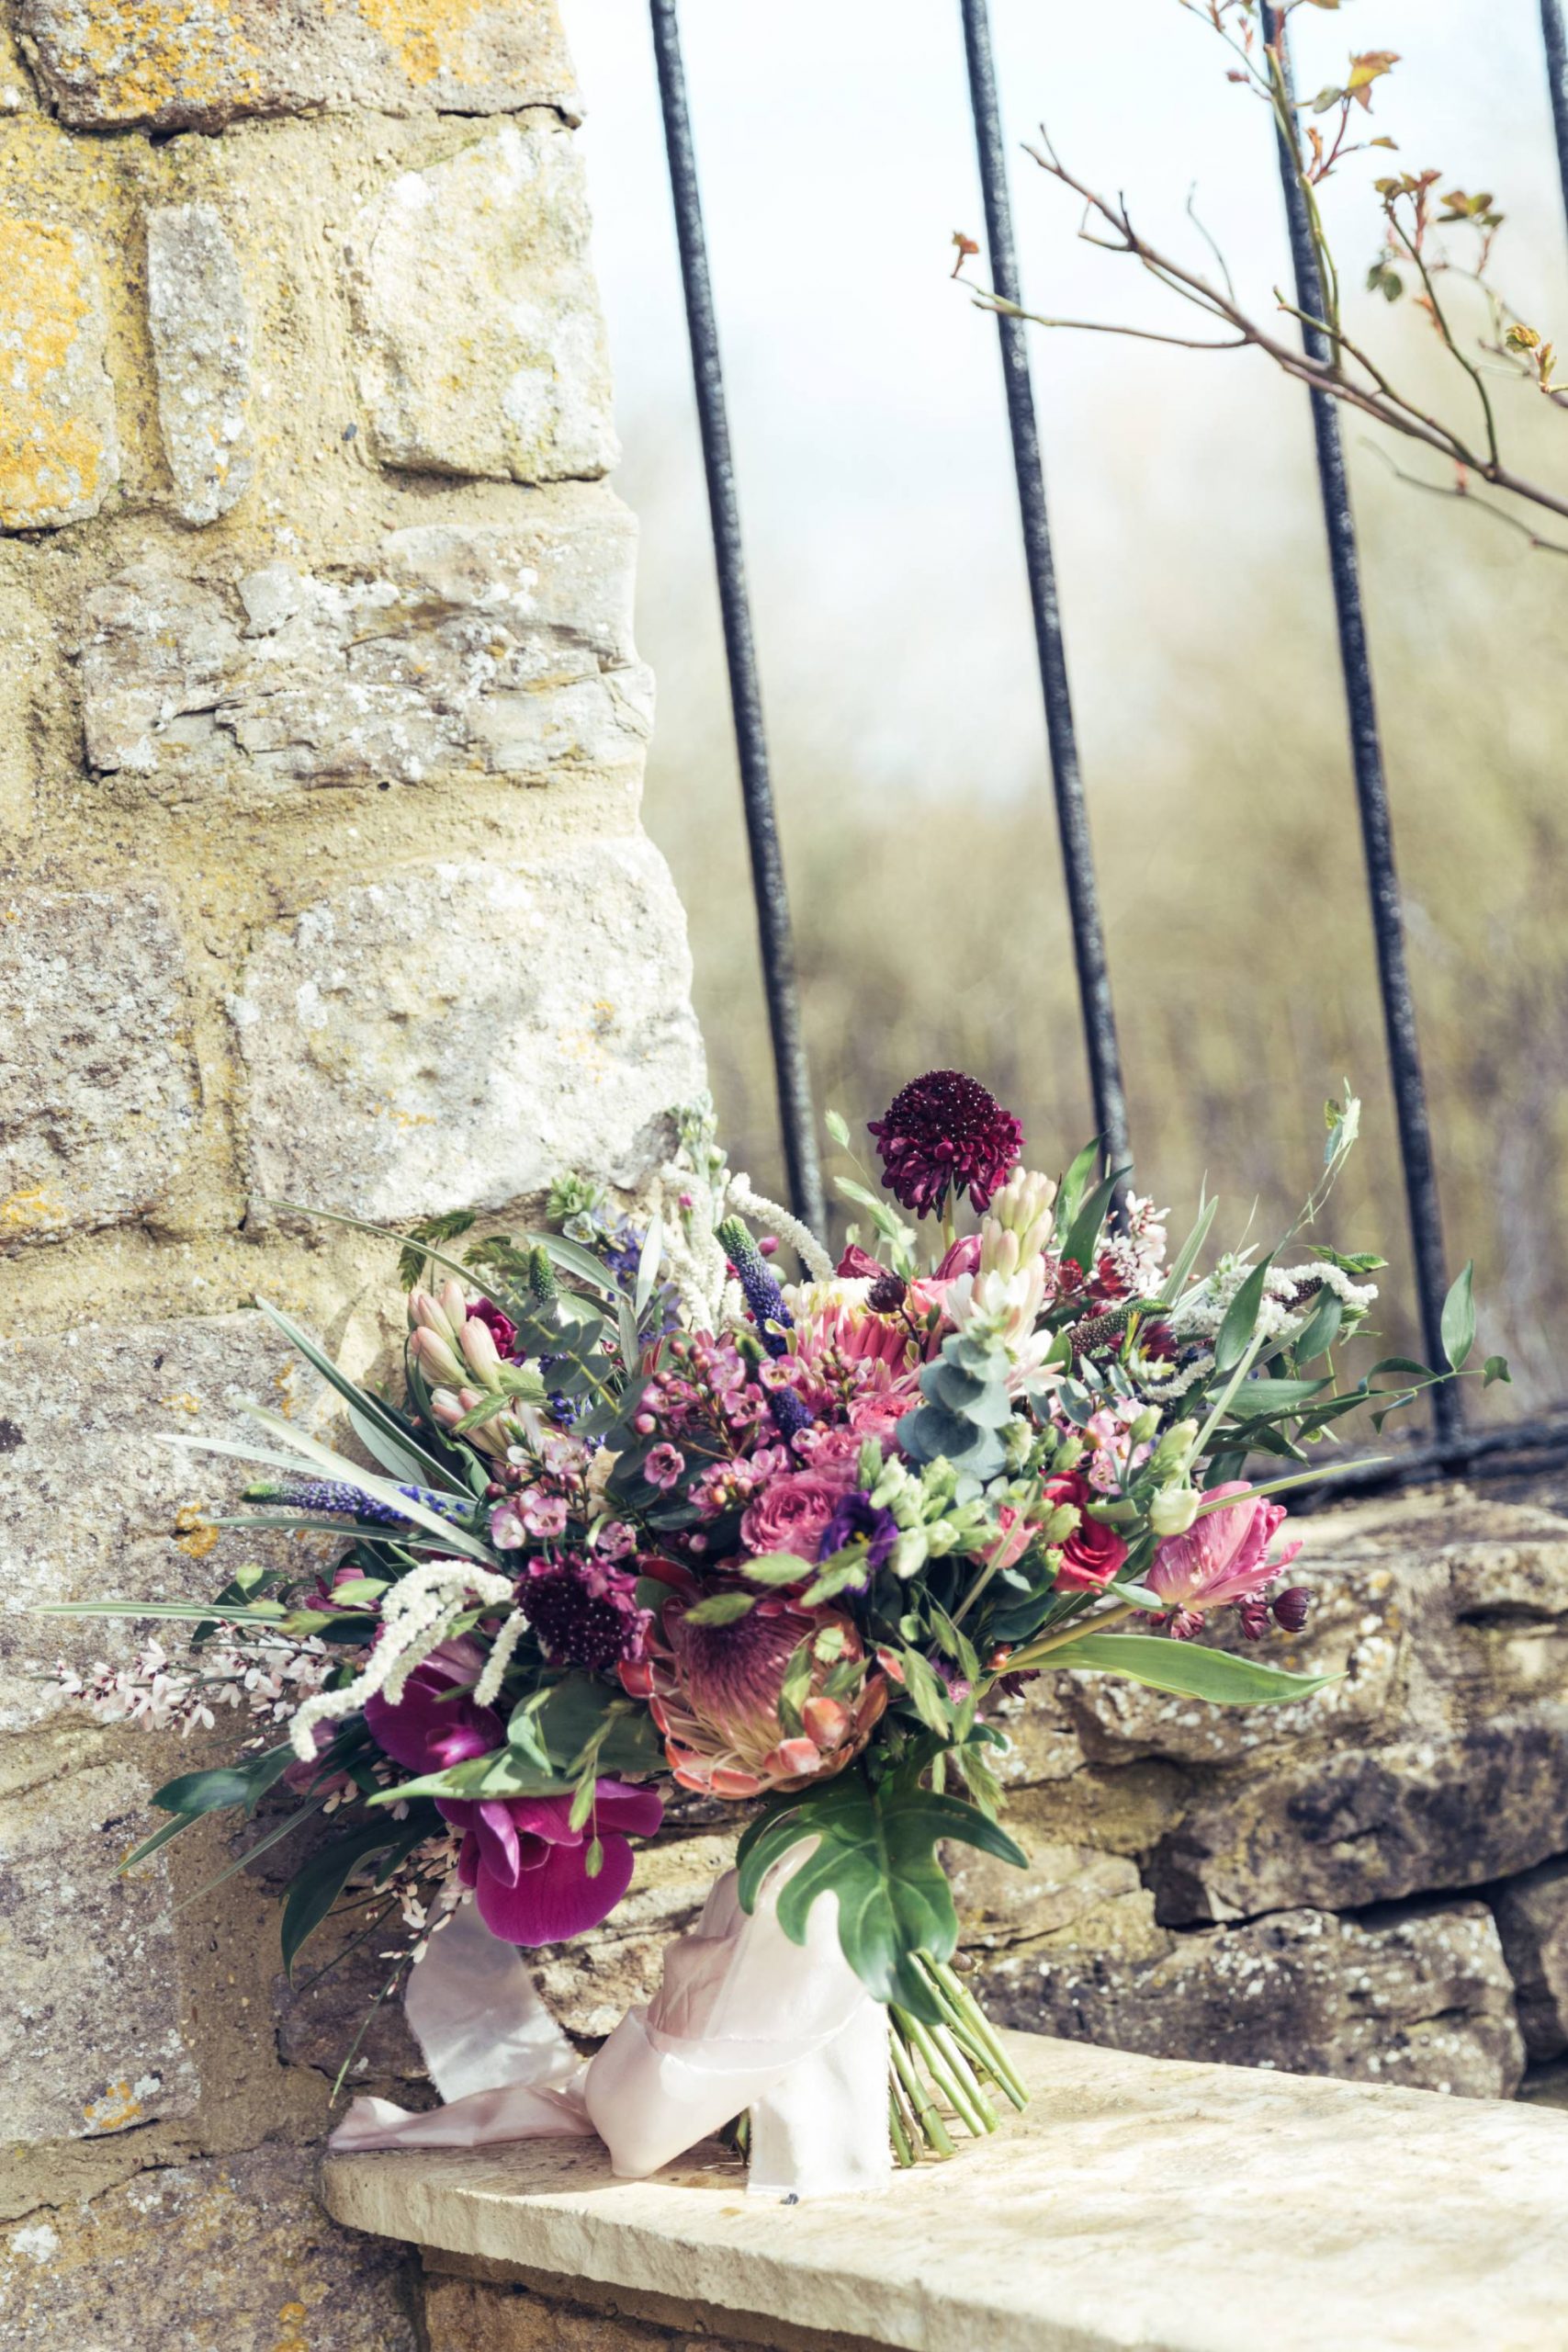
[321,2030,1568,2352]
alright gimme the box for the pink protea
[626,1593,887,1801]
[1145,1482,1303,1637]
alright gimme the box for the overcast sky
[558,0,1566,801]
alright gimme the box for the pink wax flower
[740,1466,855,1562]
[444,1780,664,1945]
[645,1442,686,1491]
[1145,1482,1303,1637]
[1043,1471,1129,1592]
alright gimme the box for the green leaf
[1291,1288,1343,1365]
[1054,1632,1336,1705]
[1054,1137,1102,1239]
[740,1552,815,1588]
[370,1747,570,1805]
[254,1300,465,1495]
[735,1765,1026,2016]
[634,1215,665,1319]
[1057,1167,1126,1281]
[1215,1259,1273,1374]
[1483,1354,1511,1386]
[280,1816,430,1979]
[825,1108,852,1148]
[1156,1193,1217,1305]
[682,1589,758,1627]
[1440,1261,1476,1371]
[1226,1375,1333,1420]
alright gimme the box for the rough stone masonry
[0,6,705,2344]
[3,6,1568,2349]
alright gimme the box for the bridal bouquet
[54,1076,1501,2184]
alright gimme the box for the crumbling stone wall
[0,6,704,2343]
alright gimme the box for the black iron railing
[648,0,1568,1487]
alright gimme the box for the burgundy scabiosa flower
[868,1070,1023,1217]
[524,1553,651,1673]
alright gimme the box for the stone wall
[0,7,704,2345]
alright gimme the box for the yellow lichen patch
[0,218,117,530]
[270,2301,310,2352]
[82,2078,144,2133]
[175,1502,220,1559]
[44,0,266,126]
[0,1183,67,1232]
[352,0,488,86]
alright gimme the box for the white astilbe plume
[288,1559,515,1762]
[472,1609,528,1709]
[725,1173,835,1285]
[649,1162,833,1332]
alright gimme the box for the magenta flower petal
[473,1830,637,1946]
[498,1794,585,1848]
[592,1780,665,1838]
[472,1800,536,1889]
[364,1640,502,1775]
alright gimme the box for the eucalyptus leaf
[1215,1258,1273,1374]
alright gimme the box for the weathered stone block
[0,1758,198,2141]
[974,1899,1527,2099]
[1495,1856,1568,2061]
[0,2142,419,2348]
[0,1310,302,1732]
[0,887,198,1249]
[146,201,254,525]
[230,835,705,1221]
[345,125,617,483]
[14,0,579,131]
[1056,1560,1408,1769]
[420,2273,728,2352]
[78,492,652,801]
[1151,1714,1568,1924]
[946,1830,1151,1953]
[0,215,118,530]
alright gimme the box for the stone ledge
[321,2030,1568,2352]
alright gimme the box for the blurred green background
[560,0,1568,1413]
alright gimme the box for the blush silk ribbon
[326,1864,893,2199]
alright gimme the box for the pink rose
[1043,1471,1129,1592]
[740,1469,852,1562]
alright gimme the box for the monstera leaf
[736,1764,1026,2020]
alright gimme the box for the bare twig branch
[1011,140,1568,527]
[1360,440,1568,556]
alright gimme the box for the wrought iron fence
[647,0,1568,1491]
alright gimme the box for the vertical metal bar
[1261,5,1458,1440]
[648,0,825,1236]
[1540,0,1568,235]
[957,0,1131,1177]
